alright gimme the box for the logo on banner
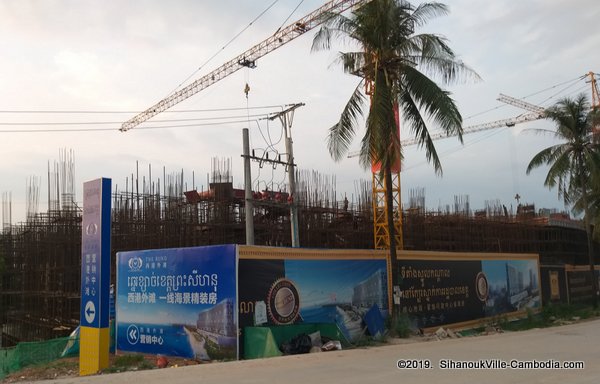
[475,272,489,302]
[267,278,300,324]
[85,223,98,236]
[128,257,143,271]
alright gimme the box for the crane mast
[120,0,371,132]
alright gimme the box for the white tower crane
[120,0,372,132]
[120,0,373,248]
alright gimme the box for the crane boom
[398,112,543,147]
[347,93,546,157]
[121,0,371,132]
[346,111,543,157]
[497,94,545,114]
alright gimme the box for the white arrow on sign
[84,301,96,324]
[126,324,139,345]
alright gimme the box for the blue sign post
[79,178,111,376]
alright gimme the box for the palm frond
[526,144,566,174]
[409,2,449,28]
[327,81,366,161]
[311,12,355,52]
[399,88,442,174]
[401,65,463,142]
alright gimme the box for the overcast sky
[0,0,598,224]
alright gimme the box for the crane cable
[169,0,281,96]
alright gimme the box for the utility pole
[269,103,304,247]
[242,128,254,245]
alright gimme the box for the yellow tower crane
[354,93,546,251]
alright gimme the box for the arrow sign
[126,325,139,345]
[84,301,96,324]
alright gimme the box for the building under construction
[0,155,597,346]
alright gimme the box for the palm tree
[527,94,600,307]
[312,0,477,324]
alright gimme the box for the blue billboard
[116,245,238,360]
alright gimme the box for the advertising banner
[116,245,237,360]
[399,257,541,329]
[238,257,388,345]
[565,267,600,304]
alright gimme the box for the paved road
[43,319,600,384]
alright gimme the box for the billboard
[238,248,388,347]
[116,245,237,360]
[565,266,600,304]
[398,254,541,329]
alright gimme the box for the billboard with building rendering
[115,245,237,360]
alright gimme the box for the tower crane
[120,0,372,132]
[348,93,545,155]
[120,0,373,248]
[353,93,546,251]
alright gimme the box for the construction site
[0,149,596,347]
[0,0,599,354]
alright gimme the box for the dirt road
[39,319,600,384]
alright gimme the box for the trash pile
[279,331,343,355]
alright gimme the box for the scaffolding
[1,160,597,346]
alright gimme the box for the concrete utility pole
[242,128,254,245]
[269,103,304,248]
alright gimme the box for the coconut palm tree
[312,0,477,324]
[527,94,600,306]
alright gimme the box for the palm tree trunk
[384,164,400,323]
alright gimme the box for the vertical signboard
[80,178,111,376]
[116,245,238,360]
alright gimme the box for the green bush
[391,313,412,338]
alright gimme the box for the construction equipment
[120,0,372,132]
[587,71,600,140]
[120,0,373,248]
[348,94,545,156]
[355,93,546,252]
[587,71,600,111]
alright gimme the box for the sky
[0,0,598,224]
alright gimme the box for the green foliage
[527,94,600,206]
[102,354,153,374]
[312,0,478,174]
[389,312,412,338]
[493,304,600,332]
[205,339,236,361]
[353,334,388,347]
[112,354,145,367]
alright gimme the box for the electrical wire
[535,78,589,107]
[0,105,287,114]
[403,127,509,172]
[0,113,272,126]
[275,0,306,33]
[520,74,586,100]
[463,74,586,121]
[0,119,258,133]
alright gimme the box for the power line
[521,74,586,100]
[275,0,306,33]
[0,119,257,133]
[0,105,287,114]
[0,113,272,126]
[463,74,587,121]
